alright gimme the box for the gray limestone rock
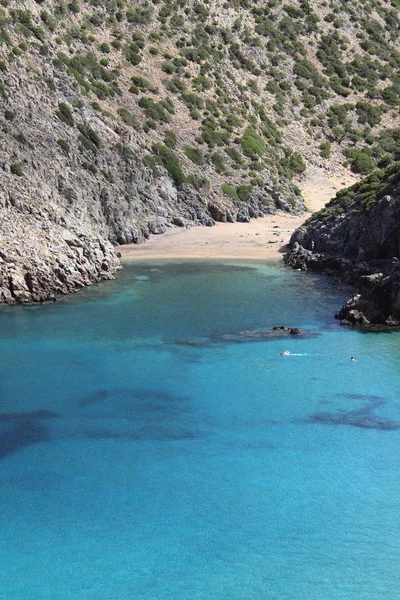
[285,171,400,326]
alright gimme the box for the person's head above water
[281,350,290,356]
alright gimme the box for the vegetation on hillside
[1,0,400,199]
[309,161,400,220]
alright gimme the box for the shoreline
[118,169,359,263]
[118,212,306,263]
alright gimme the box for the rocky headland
[285,163,400,327]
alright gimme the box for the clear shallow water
[1,261,400,599]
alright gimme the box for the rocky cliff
[285,163,400,327]
[1,0,400,302]
[0,53,297,303]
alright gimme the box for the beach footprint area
[1,261,400,600]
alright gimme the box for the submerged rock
[171,327,317,348]
[213,326,316,344]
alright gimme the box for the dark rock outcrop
[171,326,316,348]
[212,326,315,344]
[285,163,400,327]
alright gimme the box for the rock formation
[285,163,400,327]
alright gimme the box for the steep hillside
[286,162,400,326]
[1,0,400,301]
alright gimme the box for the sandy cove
[118,212,305,262]
[118,169,358,262]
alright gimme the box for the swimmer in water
[281,350,290,356]
[351,356,356,362]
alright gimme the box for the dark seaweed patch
[76,389,124,408]
[0,409,58,422]
[132,389,187,402]
[79,387,200,442]
[0,421,51,459]
[172,327,319,348]
[77,388,195,442]
[305,397,400,431]
[86,426,201,441]
[336,393,385,402]
[171,339,212,349]
[77,388,189,411]
[212,328,319,344]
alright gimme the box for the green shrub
[193,76,212,91]
[348,150,376,174]
[184,146,204,165]
[125,6,152,24]
[99,42,110,53]
[241,128,265,158]
[123,43,142,66]
[328,104,350,128]
[152,144,186,186]
[221,183,239,200]
[131,76,156,92]
[138,97,171,123]
[77,123,101,152]
[163,77,187,93]
[211,151,226,173]
[289,151,306,174]
[186,174,209,189]
[117,108,138,129]
[237,185,253,201]
[68,0,80,13]
[181,92,204,109]
[10,162,23,176]
[82,161,97,174]
[164,130,177,149]
[56,102,74,127]
[201,126,229,148]
[381,86,400,106]
[101,170,114,183]
[57,138,69,153]
[355,102,382,126]
[319,141,331,158]
[116,143,137,161]
[225,146,243,164]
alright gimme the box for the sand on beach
[118,168,357,262]
[118,212,306,262]
[300,167,358,213]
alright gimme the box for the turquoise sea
[1,260,400,599]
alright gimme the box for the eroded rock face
[284,166,400,327]
[0,58,307,305]
[0,179,122,303]
[336,267,400,327]
[289,194,400,263]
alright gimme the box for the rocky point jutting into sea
[285,162,400,328]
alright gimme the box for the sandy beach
[118,168,358,262]
[118,212,306,262]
